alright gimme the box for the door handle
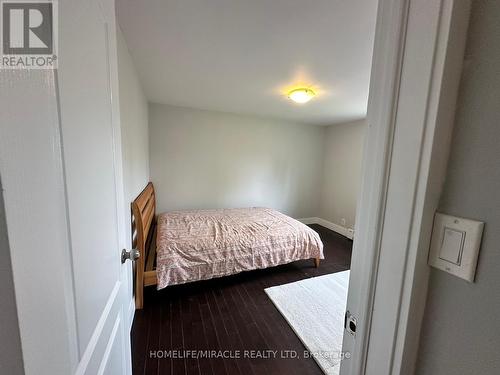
[121,249,140,264]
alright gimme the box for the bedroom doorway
[118,0,375,373]
[0,0,472,375]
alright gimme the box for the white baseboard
[298,217,318,225]
[298,217,354,240]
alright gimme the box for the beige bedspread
[156,207,324,289]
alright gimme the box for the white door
[56,0,132,374]
[0,0,132,373]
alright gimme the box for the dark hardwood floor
[131,224,352,375]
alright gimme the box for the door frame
[0,0,470,374]
[341,0,471,374]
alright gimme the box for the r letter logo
[1,0,58,68]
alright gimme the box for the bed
[132,182,324,309]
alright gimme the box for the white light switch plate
[428,213,484,282]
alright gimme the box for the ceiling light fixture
[288,88,316,104]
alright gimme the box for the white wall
[416,1,500,373]
[117,26,149,248]
[149,104,325,218]
[320,120,366,229]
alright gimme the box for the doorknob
[121,249,140,264]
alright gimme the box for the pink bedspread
[156,207,324,289]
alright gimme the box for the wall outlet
[341,218,346,226]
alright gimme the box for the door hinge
[344,310,357,337]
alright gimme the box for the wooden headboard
[131,182,157,309]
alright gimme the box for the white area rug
[265,271,350,375]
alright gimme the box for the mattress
[155,207,324,289]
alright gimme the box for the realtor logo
[1,0,58,68]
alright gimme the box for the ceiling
[116,0,378,125]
